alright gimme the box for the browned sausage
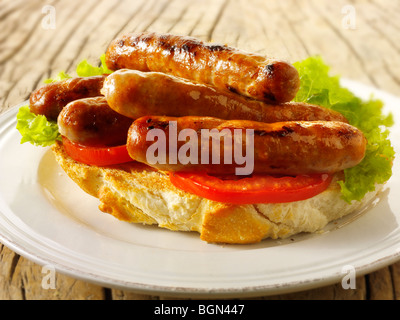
[127,116,366,175]
[102,69,348,123]
[29,75,107,121]
[58,97,133,147]
[105,32,300,104]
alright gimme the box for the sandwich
[16,32,395,244]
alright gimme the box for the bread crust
[51,141,382,244]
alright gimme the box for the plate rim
[1,222,399,298]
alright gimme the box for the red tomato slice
[62,137,133,166]
[169,171,333,204]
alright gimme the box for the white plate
[0,80,400,298]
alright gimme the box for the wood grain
[0,0,399,300]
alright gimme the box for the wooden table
[1,0,399,300]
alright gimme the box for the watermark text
[146,121,255,175]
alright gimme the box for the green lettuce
[44,70,71,84]
[44,54,112,83]
[293,56,395,203]
[76,54,113,77]
[16,106,61,146]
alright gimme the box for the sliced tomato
[62,137,133,166]
[169,171,333,204]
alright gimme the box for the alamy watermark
[41,5,56,30]
[341,5,356,30]
[146,121,255,175]
[41,264,56,289]
[341,264,356,289]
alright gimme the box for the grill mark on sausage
[181,43,194,52]
[337,128,357,140]
[147,120,170,130]
[226,85,238,94]
[263,92,276,102]
[208,44,227,52]
[264,64,275,75]
[254,125,295,138]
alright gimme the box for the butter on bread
[51,141,381,244]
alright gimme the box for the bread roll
[51,141,381,244]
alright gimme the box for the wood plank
[13,256,106,300]
[60,0,150,73]
[390,261,400,300]
[261,278,367,300]
[111,289,157,300]
[1,242,106,300]
[367,267,394,300]
[0,244,22,299]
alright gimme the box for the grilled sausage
[127,116,366,175]
[58,97,133,147]
[29,75,107,121]
[105,32,300,103]
[102,69,348,123]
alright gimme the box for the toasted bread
[51,141,381,244]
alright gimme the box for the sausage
[58,97,133,147]
[127,116,366,175]
[105,32,300,104]
[102,69,348,123]
[29,75,107,121]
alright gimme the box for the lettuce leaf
[44,54,112,83]
[293,56,395,203]
[44,70,71,84]
[16,106,61,146]
[76,53,113,77]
